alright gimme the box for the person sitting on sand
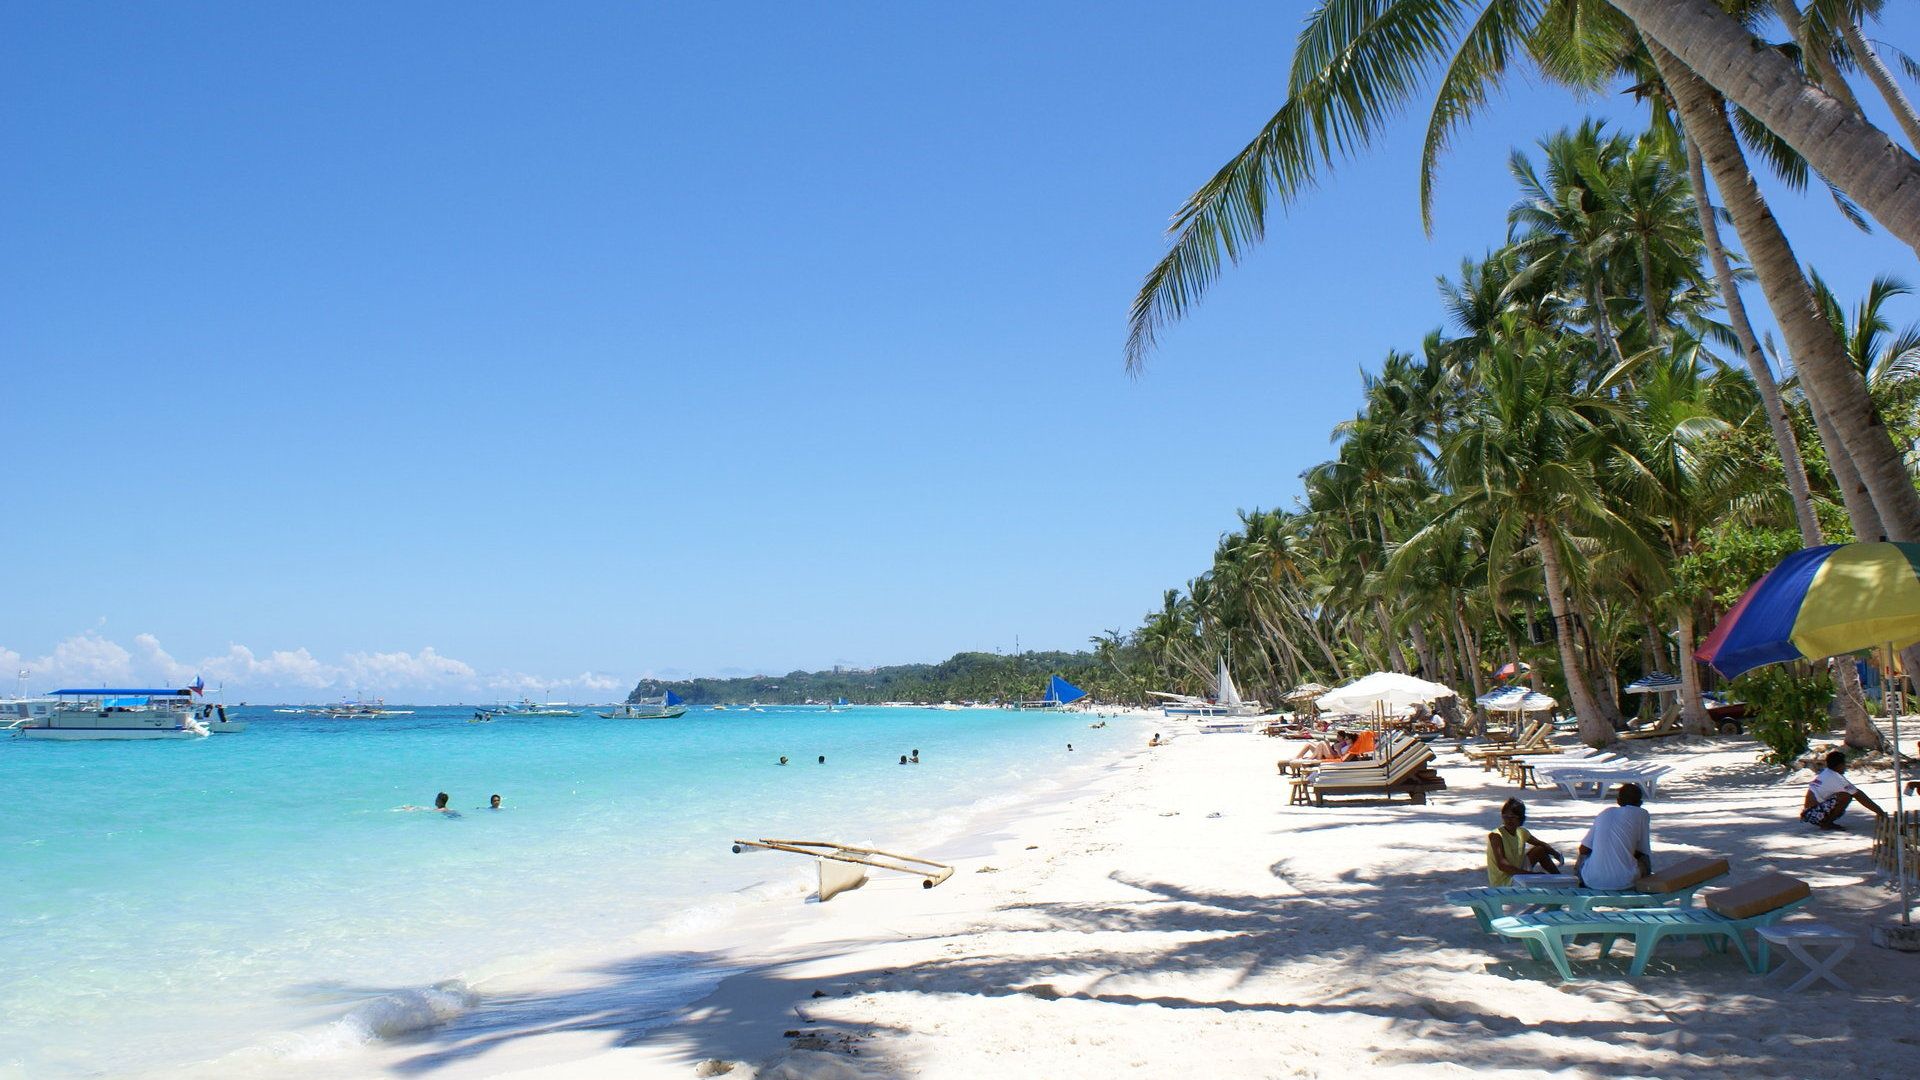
[1573,783,1652,890]
[1802,751,1888,829]
[1486,798,1562,886]
[1148,733,1161,747]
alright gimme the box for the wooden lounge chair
[1282,729,1380,777]
[1305,741,1445,805]
[1488,873,1810,979]
[1465,722,1548,761]
[1445,855,1730,932]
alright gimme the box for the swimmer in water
[488,794,502,810]
[1067,744,1074,752]
[818,755,826,764]
[1148,733,1162,747]
[779,756,789,766]
[910,749,920,764]
[899,755,908,765]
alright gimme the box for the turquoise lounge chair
[1446,855,1729,933]
[1487,873,1810,979]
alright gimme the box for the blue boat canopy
[1045,676,1087,705]
[52,688,191,696]
[663,690,684,706]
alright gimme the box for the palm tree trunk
[1407,619,1438,677]
[1676,606,1712,735]
[1374,600,1409,672]
[1842,22,1920,152]
[1682,134,1822,542]
[1454,602,1490,739]
[1770,0,1865,117]
[1655,43,1920,542]
[1537,525,1617,747]
[1616,0,1920,254]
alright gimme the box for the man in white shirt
[1574,782,1653,890]
[1802,751,1887,829]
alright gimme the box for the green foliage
[1732,666,1833,768]
[631,650,1126,706]
[1672,522,1804,609]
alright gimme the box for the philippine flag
[189,676,205,696]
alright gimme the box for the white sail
[1216,657,1243,708]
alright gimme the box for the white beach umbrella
[1318,672,1457,715]
[1476,685,1557,713]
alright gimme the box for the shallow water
[0,704,1135,1078]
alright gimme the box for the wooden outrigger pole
[731,839,955,901]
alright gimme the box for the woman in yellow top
[1486,798,1563,886]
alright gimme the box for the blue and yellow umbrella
[1696,542,1920,679]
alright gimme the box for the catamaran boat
[7,689,212,740]
[599,691,688,719]
[1154,658,1264,719]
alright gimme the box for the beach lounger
[1446,855,1730,932]
[1305,741,1444,805]
[1489,873,1810,979]
[1282,730,1379,777]
[1465,723,1548,761]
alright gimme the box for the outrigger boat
[599,691,688,719]
[488,699,580,718]
[8,688,212,740]
[731,838,954,902]
[1013,675,1087,710]
[1154,657,1264,718]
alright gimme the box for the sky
[5,2,1920,701]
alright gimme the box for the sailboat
[1015,675,1087,710]
[600,690,688,720]
[1153,657,1263,718]
[826,697,851,712]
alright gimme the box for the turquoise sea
[0,704,1141,1079]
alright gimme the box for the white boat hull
[16,727,206,740]
[598,706,688,719]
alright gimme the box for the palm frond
[1126,0,1473,371]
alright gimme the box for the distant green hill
[628,650,1129,705]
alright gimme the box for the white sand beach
[362,723,1920,1080]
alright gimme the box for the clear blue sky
[5,2,1917,699]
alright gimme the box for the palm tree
[1607,0,1920,251]
[1401,319,1640,744]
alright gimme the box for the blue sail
[835,697,849,706]
[1045,676,1087,705]
[663,690,684,706]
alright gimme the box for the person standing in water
[487,794,503,810]
[910,749,920,764]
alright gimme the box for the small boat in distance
[491,699,582,718]
[308,696,415,719]
[827,697,851,712]
[1014,675,1087,710]
[8,689,211,740]
[599,690,688,720]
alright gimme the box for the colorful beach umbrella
[1492,661,1531,682]
[1623,672,1683,694]
[1695,542,1920,680]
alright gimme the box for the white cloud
[1,633,624,703]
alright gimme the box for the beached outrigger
[731,838,954,901]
